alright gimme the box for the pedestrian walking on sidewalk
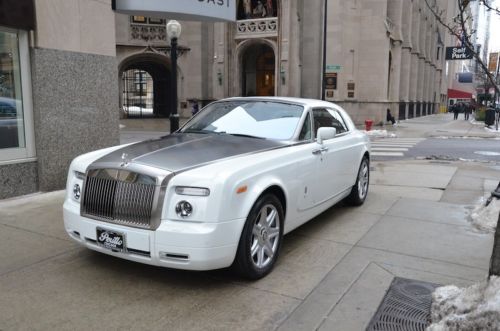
[386,108,396,125]
[453,103,459,120]
[464,103,471,120]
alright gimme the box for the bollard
[365,119,374,131]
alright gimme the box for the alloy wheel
[250,204,280,268]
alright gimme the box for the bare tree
[425,0,500,97]
[490,210,500,277]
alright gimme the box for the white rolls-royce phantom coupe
[64,97,370,279]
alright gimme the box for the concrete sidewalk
[1,113,498,330]
[0,158,497,330]
[371,112,500,139]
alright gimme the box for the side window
[330,110,349,134]
[312,108,348,137]
[298,112,312,141]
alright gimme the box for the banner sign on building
[112,0,236,22]
[445,47,474,60]
[488,52,499,73]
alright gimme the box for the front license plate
[96,228,126,252]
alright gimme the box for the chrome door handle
[312,147,328,155]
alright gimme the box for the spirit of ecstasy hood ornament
[120,153,130,168]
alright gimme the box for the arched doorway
[119,54,171,118]
[241,43,276,96]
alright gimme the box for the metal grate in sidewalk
[366,277,440,331]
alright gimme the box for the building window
[129,16,167,42]
[238,0,278,20]
[0,27,34,162]
[122,69,154,117]
[130,16,166,25]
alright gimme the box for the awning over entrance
[447,89,472,99]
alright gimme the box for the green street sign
[326,64,341,73]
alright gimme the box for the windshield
[180,101,304,140]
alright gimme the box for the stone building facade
[0,0,451,199]
[0,0,119,199]
[115,0,448,125]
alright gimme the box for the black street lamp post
[167,20,182,133]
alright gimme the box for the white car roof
[221,96,337,108]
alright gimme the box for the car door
[294,111,321,212]
[312,108,359,204]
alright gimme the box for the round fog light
[73,184,81,200]
[175,200,193,217]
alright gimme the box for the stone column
[287,0,301,97]
[213,22,226,100]
[409,2,421,118]
[398,0,413,120]
[416,5,427,117]
[400,48,411,119]
[390,41,403,121]
[387,0,403,120]
[279,0,291,96]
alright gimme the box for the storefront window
[0,29,25,150]
[0,28,34,163]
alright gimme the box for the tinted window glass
[312,108,348,136]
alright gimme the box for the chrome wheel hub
[251,204,280,269]
[358,161,369,200]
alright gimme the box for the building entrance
[241,44,275,96]
[119,54,171,118]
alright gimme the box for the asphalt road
[408,137,500,163]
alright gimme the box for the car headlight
[74,171,86,180]
[73,183,81,201]
[70,171,85,203]
[175,200,193,217]
[175,186,210,196]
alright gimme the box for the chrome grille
[81,169,157,229]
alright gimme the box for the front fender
[225,174,291,224]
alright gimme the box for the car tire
[233,194,284,280]
[346,156,369,206]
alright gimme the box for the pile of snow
[427,277,500,331]
[485,126,500,134]
[360,129,397,138]
[470,198,500,232]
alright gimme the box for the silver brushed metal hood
[90,133,287,173]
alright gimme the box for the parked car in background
[0,97,21,149]
[64,97,371,279]
[0,96,17,118]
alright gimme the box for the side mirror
[317,127,336,144]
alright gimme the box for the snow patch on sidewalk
[470,199,500,232]
[427,277,500,331]
[428,197,500,330]
[360,129,397,138]
[485,126,500,135]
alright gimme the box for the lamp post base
[169,113,179,133]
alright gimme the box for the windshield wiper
[219,132,266,139]
[182,129,214,134]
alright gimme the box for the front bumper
[63,200,245,271]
